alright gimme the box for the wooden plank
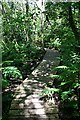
[8,49,60,120]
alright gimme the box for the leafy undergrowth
[39,40,80,120]
[50,42,80,119]
[2,2,80,120]
[2,48,45,120]
[2,2,46,119]
[2,91,14,120]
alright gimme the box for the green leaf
[56,66,68,69]
[72,83,80,88]
[50,74,60,78]
[3,66,22,79]
[50,88,60,92]
[61,90,72,100]
[2,79,10,89]
[41,87,59,96]
[60,81,72,86]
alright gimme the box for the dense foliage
[1,2,45,89]
[1,2,45,120]
[1,1,80,120]
[43,2,80,119]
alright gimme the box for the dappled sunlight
[19,103,24,109]
[23,94,48,119]
[8,49,60,120]
[3,1,79,119]
[30,50,59,85]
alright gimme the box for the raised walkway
[8,48,60,120]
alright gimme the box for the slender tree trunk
[25,0,29,16]
[68,3,80,55]
[41,0,45,48]
[68,3,80,42]
[0,2,5,15]
[25,0,29,42]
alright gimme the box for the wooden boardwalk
[8,49,60,120]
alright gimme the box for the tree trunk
[68,3,80,54]
[0,2,5,15]
[68,3,80,41]
[25,0,29,16]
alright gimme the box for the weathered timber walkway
[8,48,60,120]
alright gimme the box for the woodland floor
[8,48,60,120]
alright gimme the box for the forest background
[0,0,80,120]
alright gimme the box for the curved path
[8,48,60,120]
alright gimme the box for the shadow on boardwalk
[8,48,60,120]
